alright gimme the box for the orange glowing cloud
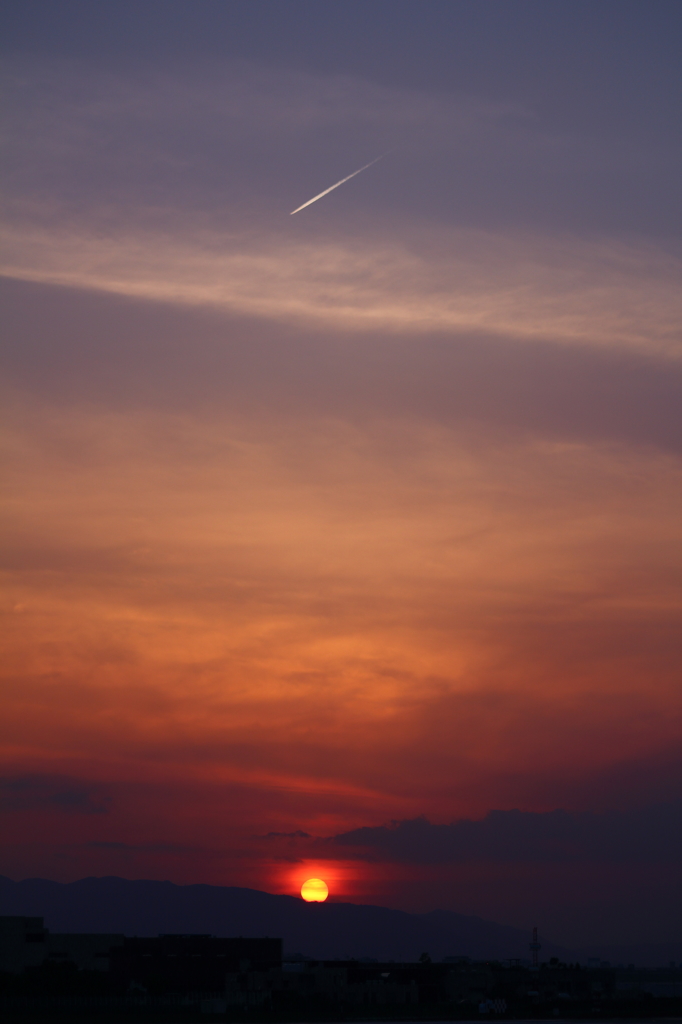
[2,388,679,831]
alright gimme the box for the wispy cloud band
[2,221,679,357]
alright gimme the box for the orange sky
[1,26,681,948]
[2,279,680,943]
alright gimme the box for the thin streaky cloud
[290,154,389,215]
[3,222,679,358]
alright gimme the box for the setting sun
[301,878,329,902]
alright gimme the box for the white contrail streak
[290,154,388,215]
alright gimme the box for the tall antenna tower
[529,926,541,969]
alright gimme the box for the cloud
[0,775,111,815]
[3,222,679,359]
[2,391,679,825]
[1,56,680,359]
[3,278,681,456]
[328,803,682,864]
[0,55,522,208]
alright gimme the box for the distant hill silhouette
[0,876,678,966]
[0,875,564,961]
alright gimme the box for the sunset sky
[1,0,680,949]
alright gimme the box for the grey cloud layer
[2,56,514,221]
[2,54,676,235]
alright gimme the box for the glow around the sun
[300,878,329,902]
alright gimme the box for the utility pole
[530,926,541,969]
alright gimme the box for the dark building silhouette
[1,914,681,1019]
[110,934,281,1000]
[0,916,124,973]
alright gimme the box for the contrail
[290,153,388,215]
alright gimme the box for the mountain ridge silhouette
[0,875,677,967]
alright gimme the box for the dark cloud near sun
[329,804,682,865]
